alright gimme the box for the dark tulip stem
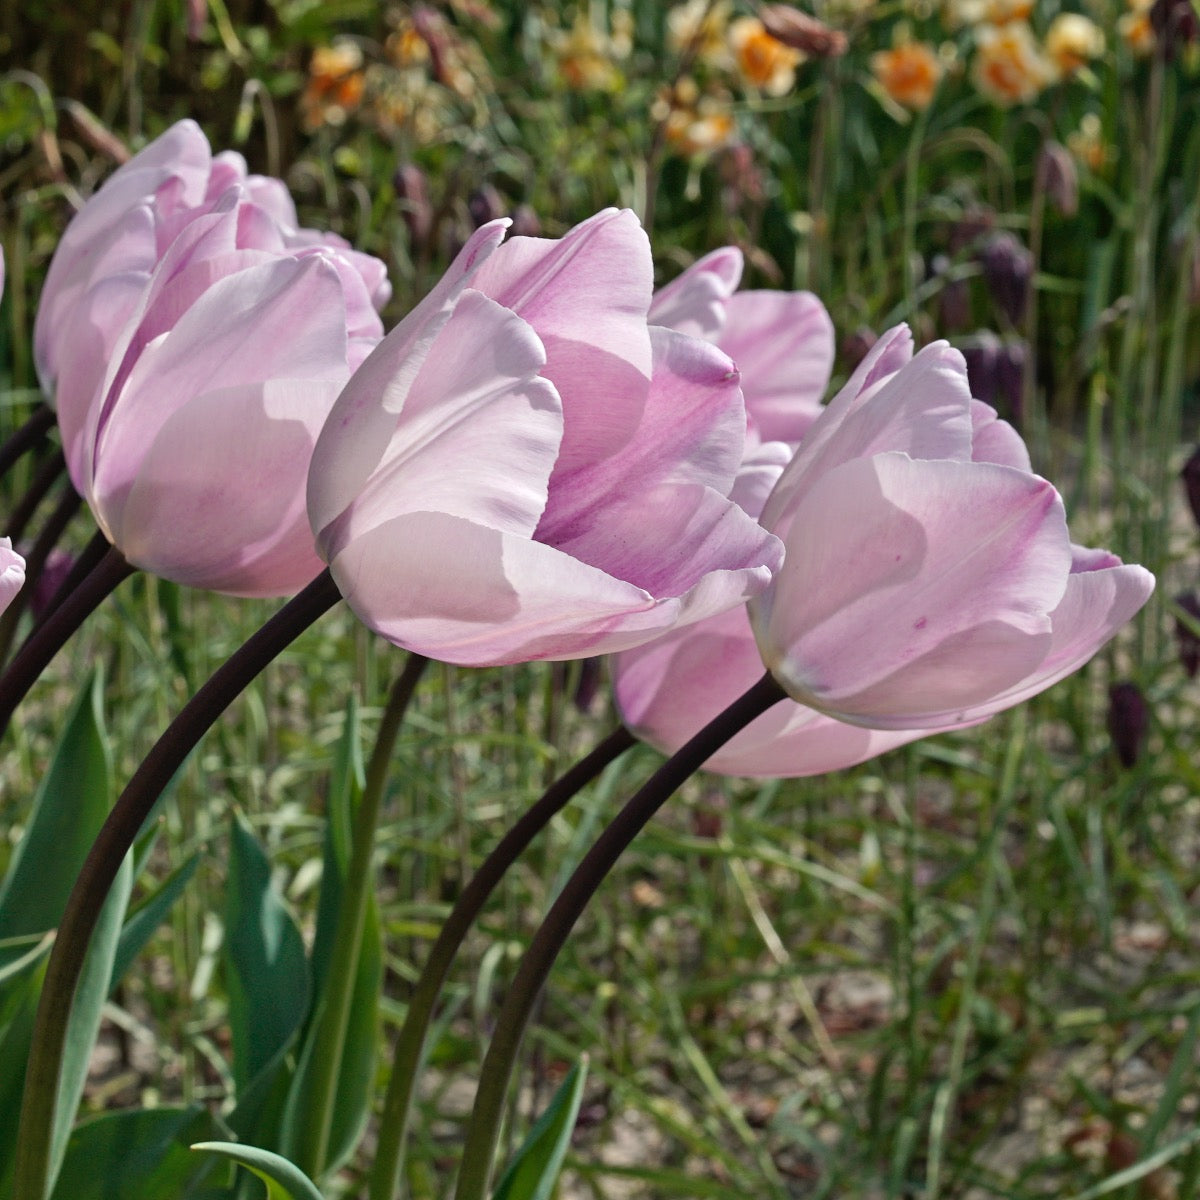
[12,568,342,1200]
[369,724,637,1200]
[35,528,111,625]
[0,404,55,478]
[453,672,787,1200]
[0,542,132,736]
[5,448,67,544]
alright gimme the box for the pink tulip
[68,174,388,596]
[649,246,835,444]
[308,211,783,666]
[0,538,25,613]
[749,325,1155,730]
[35,119,389,487]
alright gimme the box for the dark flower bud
[948,206,995,254]
[995,338,1027,427]
[1038,140,1079,217]
[842,327,877,370]
[393,163,433,247]
[1107,681,1149,769]
[931,253,970,332]
[1151,0,1199,58]
[960,330,1002,406]
[467,183,505,229]
[1174,591,1200,677]
[977,231,1033,327]
[509,203,542,238]
[1181,444,1200,529]
[29,549,74,622]
[759,4,849,56]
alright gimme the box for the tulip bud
[759,4,848,57]
[393,163,433,247]
[1151,0,1199,57]
[931,253,970,332]
[1106,682,1149,769]
[29,548,74,621]
[1038,140,1079,217]
[509,203,542,238]
[977,231,1033,327]
[960,330,1002,406]
[996,338,1027,428]
[1181,445,1200,529]
[1173,591,1200,677]
[468,183,505,228]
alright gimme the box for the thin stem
[5,448,67,544]
[294,651,431,1181]
[12,568,341,1200]
[0,482,81,667]
[35,528,110,624]
[453,672,787,1200]
[0,542,132,738]
[369,725,636,1200]
[0,404,55,478]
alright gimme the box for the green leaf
[223,815,311,1092]
[280,699,380,1172]
[50,1106,219,1200]
[0,667,112,951]
[110,852,201,989]
[190,1142,326,1200]
[492,1057,588,1200]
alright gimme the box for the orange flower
[301,42,366,129]
[1118,0,1156,54]
[656,79,737,156]
[729,15,803,93]
[971,22,1053,104]
[667,0,734,65]
[1045,12,1105,74]
[555,12,623,91]
[870,41,944,108]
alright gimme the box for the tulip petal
[307,222,510,538]
[718,289,834,444]
[761,339,975,537]
[537,327,745,543]
[754,452,1072,727]
[648,246,744,338]
[318,289,562,555]
[116,379,340,594]
[970,399,1031,470]
[0,538,25,612]
[471,209,655,471]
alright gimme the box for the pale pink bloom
[750,325,1155,730]
[0,538,25,614]
[74,180,387,597]
[649,246,835,444]
[308,211,782,666]
[35,119,389,482]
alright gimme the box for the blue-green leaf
[492,1057,589,1200]
[111,851,201,989]
[190,1142,326,1200]
[224,816,311,1092]
[50,1106,219,1200]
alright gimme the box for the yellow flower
[668,0,734,65]
[870,41,944,108]
[1045,12,1105,74]
[1067,113,1108,170]
[947,0,1033,29]
[1118,0,1156,54]
[301,41,366,130]
[971,22,1053,104]
[555,13,621,91]
[728,15,804,93]
[656,79,737,156]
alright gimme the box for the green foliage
[190,1143,326,1200]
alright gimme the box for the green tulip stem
[0,481,81,668]
[295,651,431,1181]
[0,403,55,479]
[453,671,787,1200]
[0,541,133,729]
[12,568,342,1200]
[369,724,637,1200]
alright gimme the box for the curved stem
[12,569,341,1200]
[0,542,132,738]
[0,404,55,478]
[369,725,636,1200]
[295,652,431,1181]
[34,528,110,625]
[0,482,81,667]
[5,448,67,544]
[453,672,787,1200]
